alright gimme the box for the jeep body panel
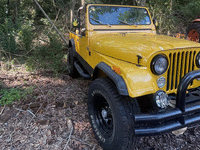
[90,33,200,66]
[94,54,159,97]
[69,4,200,98]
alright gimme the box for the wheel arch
[68,38,77,57]
[92,62,129,96]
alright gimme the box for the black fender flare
[68,38,77,57]
[93,62,129,96]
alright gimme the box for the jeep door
[78,6,89,62]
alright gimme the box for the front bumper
[134,70,200,137]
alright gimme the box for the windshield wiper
[91,18,111,27]
[118,20,131,25]
[118,20,138,26]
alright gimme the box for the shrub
[0,18,18,53]
[0,86,34,106]
[19,28,33,51]
[26,33,66,74]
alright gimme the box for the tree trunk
[133,0,136,6]
[136,0,146,6]
[142,0,146,6]
[33,0,68,44]
[7,0,10,16]
[170,0,173,14]
[81,0,85,6]
[70,0,76,29]
[13,0,20,24]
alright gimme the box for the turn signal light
[112,66,121,75]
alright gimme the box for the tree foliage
[0,0,199,73]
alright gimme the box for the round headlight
[151,55,168,75]
[157,76,166,88]
[196,52,200,68]
[155,90,169,109]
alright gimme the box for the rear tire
[186,23,200,43]
[88,77,140,150]
[67,47,79,78]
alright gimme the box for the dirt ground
[1,71,200,150]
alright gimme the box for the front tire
[88,77,140,150]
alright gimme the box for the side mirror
[81,28,86,36]
[153,19,158,27]
[72,18,79,27]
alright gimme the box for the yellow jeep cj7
[68,4,200,150]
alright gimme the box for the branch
[0,105,6,115]
[33,0,68,45]
[47,9,60,36]
[64,120,73,150]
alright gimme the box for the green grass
[0,86,34,106]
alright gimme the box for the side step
[74,61,91,79]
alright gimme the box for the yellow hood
[90,32,200,66]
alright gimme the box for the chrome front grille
[166,50,196,91]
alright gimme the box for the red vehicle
[187,18,200,42]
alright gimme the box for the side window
[79,8,86,36]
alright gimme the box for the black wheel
[186,22,200,43]
[67,47,79,78]
[88,77,140,150]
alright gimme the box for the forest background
[0,0,200,75]
[1,1,200,149]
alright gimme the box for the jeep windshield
[89,6,151,25]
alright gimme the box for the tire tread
[88,77,140,150]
